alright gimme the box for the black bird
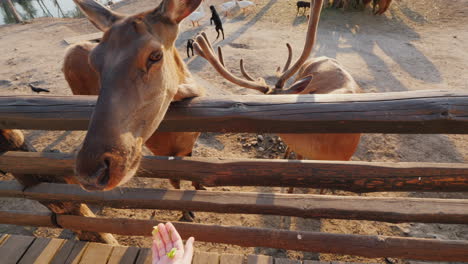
[210,5,224,40]
[187,39,195,58]
[29,84,50,93]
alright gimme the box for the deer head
[73,0,202,191]
[194,0,323,95]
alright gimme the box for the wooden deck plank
[275,258,301,264]
[50,240,79,264]
[64,32,102,45]
[135,248,152,264]
[78,242,113,264]
[220,253,245,264]
[193,251,220,264]
[0,234,9,246]
[0,235,35,264]
[107,246,140,264]
[18,237,51,264]
[19,237,64,264]
[247,255,274,264]
[67,241,89,264]
[33,238,65,263]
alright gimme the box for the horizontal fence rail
[1,151,468,193]
[1,181,468,224]
[0,90,467,133]
[0,210,467,261]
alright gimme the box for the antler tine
[283,43,293,72]
[275,43,293,76]
[201,32,212,51]
[194,34,269,94]
[275,0,324,89]
[240,59,255,81]
[217,46,225,67]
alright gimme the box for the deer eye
[148,51,163,67]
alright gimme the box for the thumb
[183,237,195,263]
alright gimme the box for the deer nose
[78,157,112,191]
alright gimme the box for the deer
[62,0,206,221]
[193,0,362,194]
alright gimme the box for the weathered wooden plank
[193,251,220,264]
[78,242,113,263]
[1,181,467,224]
[0,235,35,264]
[275,258,301,264]
[64,32,102,45]
[34,238,65,263]
[19,237,53,263]
[220,253,245,264]
[0,211,468,262]
[0,234,9,246]
[50,240,80,264]
[247,255,274,264]
[2,151,468,193]
[19,237,64,264]
[67,241,88,264]
[107,246,140,264]
[135,248,152,264]
[0,130,116,245]
[1,91,468,133]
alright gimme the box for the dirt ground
[1,0,468,263]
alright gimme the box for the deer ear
[157,0,203,24]
[282,76,313,94]
[73,0,123,31]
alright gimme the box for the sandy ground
[1,0,468,263]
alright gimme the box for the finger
[183,237,195,263]
[158,223,173,252]
[166,222,184,250]
[154,231,166,258]
[151,240,160,263]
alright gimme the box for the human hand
[152,222,195,264]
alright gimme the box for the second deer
[194,0,362,193]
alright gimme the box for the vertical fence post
[0,129,119,245]
[4,0,23,23]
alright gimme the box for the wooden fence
[0,90,467,262]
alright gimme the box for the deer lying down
[194,0,361,193]
[63,0,205,221]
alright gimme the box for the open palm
[152,222,195,264]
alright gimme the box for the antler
[193,32,269,93]
[239,59,255,81]
[276,43,293,76]
[275,0,324,89]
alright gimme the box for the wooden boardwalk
[0,234,364,264]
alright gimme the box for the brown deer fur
[63,0,205,196]
[194,0,361,193]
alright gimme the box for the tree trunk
[5,0,22,23]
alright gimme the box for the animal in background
[237,0,256,14]
[187,39,195,58]
[296,1,311,15]
[187,1,206,27]
[220,0,236,16]
[194,0,361,194]
[210,5,225,40]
